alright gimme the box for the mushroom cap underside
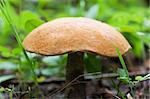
[23,17,131,57]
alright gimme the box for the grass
[116,48,130,78]
[116,48,134,97]
[116,48,150,97]
[0,0,38,85]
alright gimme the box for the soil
[1,69,150,99]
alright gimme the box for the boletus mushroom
[23,17,131,99]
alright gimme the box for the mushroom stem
[65,51,86,99]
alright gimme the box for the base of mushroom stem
[65,52,86,99]
[65,83,86,99]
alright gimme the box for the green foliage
[0,46,11,57]
[0,0,149,84]
[25,19,44,32]
[134,74,150,83]
[0,0,38,84]
[0,75,15,83]
[116,48,132,85]
[20,11,44,32]
[116,48,150,97]
[108,8,150,58]
[0,62,17,70]
[85,4,99,19]
[41,55,67,77]
[84,53,101,73]
[116,48,129,78]
[116,48,150,85]
[12,47,22,56]
[117,68,131,84]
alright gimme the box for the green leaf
[137,32,150,47]
[118,77,130,84]
[0,87,5,92]
[0,75,16,83]
[117,68,127,77]
[108,12,130,26]
[37,76,46,83]
[0,46,11,57]
[20,11,41,30]
[120,26,136,33]
[12,47,22,56]
[116,48,129,78]
[25,19,44,32]
[123,32,144,58]
[135,76,143,81]
[9,0,21,6]
[85,4,99,19]
[117,68,131,84]
[38,0,48,8]
[76,0,85,16]
[0,62,18,70]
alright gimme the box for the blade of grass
[0,0,38,85]
[116,48,129,78]
[116,48,135,96]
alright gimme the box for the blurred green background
[0,0,149,82]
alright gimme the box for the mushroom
[23,17,131,99]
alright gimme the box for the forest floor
[1,64,149,99]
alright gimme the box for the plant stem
[65,52,86,99]
[0,0,38,85]
[116,48,129,78]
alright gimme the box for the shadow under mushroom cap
[23,17,131,57]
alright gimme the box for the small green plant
[0,0,38,85]
[0,87,13,99]
[116,48,150,98]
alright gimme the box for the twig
[85,71,150,79]
[47,71,149,98]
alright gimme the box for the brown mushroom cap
[23,17,131,57]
